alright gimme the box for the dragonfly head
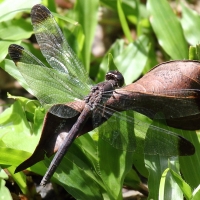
[106,70,124,88]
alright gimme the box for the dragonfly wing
[31,4,92,89]
[97,106,194,156]
[104,89,200,120]
[8,44,90,111]
[49,103,82,118]
[97,109,136,152]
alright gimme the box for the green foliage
[1,0,200,199]
[0,167,12,200]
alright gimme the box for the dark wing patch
[8,44,24,64]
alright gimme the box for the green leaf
[147,0,188,59]
[107,53,118,71]
[7,94,40,114]
[114,35,150,84]
[0,178,12,200]
[124,169,142,190]
[192,185,200,200]
[181,3,200,46]
[7,166,28,195]
[179,130,200,189]
[0,0,41,22]
[101,0,143,24]
[145,154,167,199]
[53,12,79,26]
[45,0,56,13]
[170,168,192,200]
[0,147,30,167]
[2,1,200,199]
[117,0,133,43]
[189,44,200,60]
[0,41,19,62]
[0,168,8,180]
[144,116,194,200]
[75,0,99,71]
[159,168,170,200]
[98,39,125,82]
[0,19,32,40]
[189,46,198,60]
[145,156,183,200]
[44,135,107,200]
[98,135,133,200]
[0,99,43,152]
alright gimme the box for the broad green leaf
[0,147,30,166]
[145,154,168,199]
[144,116,192,200]
[142,42,158,74]
[0,99,43,152]
[0,147,44,195]
[114,35,150,84]
[181,3,200,46]
[7,94,40,114]
[98,39,125,82]
[0,19,32,40]
[132,152,148,178]
[0,0,41,22]
[98,135,133,200]
[145,156,182,200]
[0,102,109,199]
[159,159,183,200]
[147,0,188,59]
[44,134,107,200]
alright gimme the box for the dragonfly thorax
[84,85,103,110]
[84,71,124,110]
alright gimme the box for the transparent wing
[97,105,194,156]
[8,44,91,111]
[31,4,92,88]
[102,88,200,119]
[49,104,81,118]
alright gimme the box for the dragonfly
[8,4,199,186]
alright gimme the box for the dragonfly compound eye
[106,70,124,87]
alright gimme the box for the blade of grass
[75,0,99,72]
[170,168,192,200]
[117,0,133,43]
